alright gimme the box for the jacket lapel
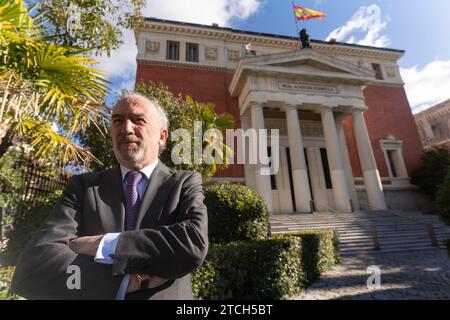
[97,166,125,233]
[136,162,174,229]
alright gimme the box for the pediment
[242,49,375,78]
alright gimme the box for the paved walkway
[297,249,450,300]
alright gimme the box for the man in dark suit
[11,93,208,299]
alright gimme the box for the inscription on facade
[278,82,338,94]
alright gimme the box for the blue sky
[98,0,450,113]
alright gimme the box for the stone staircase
[270,211,450,256]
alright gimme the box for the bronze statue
[300,28,311,49]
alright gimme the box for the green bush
[411,145,450,201]
[285,229,340,284]
[0,192,61,266]
[204,183,270,244]
[436,169,450,225]
[193,237,303,300]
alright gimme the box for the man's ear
[160,129,169,144]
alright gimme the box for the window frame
[186,42,199,63]
[166,40,180,61]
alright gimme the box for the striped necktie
[124,171,143,230]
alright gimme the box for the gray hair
[115,91,169,155]
[119,91,169,130]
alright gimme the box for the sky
[97,0,450,114]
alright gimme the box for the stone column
[336,116,360,211]
[285,106,312,213]
[240,114,256,190]
[320,107,353,212]
[352,109,387,210]
[250,104,273,212]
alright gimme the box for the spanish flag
[293,4,326,21]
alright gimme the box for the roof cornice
[139,17,405,60]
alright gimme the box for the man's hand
[69,235,104,256]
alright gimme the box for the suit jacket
[11,162,208,300]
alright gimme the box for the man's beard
[113,138,145,164]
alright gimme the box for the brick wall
[137,64,423,179]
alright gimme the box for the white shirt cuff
[94,233,121,264]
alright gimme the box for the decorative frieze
[385,66,396,78]
[227,50,240,62]
[205,47,218,61]
[145,41,160,54]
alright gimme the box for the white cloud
[327,4,391,47]
[400,60,450,113]
[95,29,137,82]
[143,0,261,26]
[94,0,262,99]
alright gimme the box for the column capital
[249,102,264,111]
[352,105,368,113]
[282,104,298,112]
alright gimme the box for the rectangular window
[320,148,333,189]
[387,150,398,177]
[166,41,180,60]
[186,43,199,62]
[372,63,384,80]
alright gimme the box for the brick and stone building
[134,18,427,214]
[415,99,450,150]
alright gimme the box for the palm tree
[0,0,110,167]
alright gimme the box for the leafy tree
[78,116,117,171]
[82,83,235,179]
[29,0,146,56]
[436,168,450,225]
[411,145,450,201]
[135,82,235,180]
[0,0,110,166]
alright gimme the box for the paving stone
[295,249,450,300]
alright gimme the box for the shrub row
[192,229,339,300]
[204,183,270,244]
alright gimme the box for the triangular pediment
[241,49,375,78]
[269,58,352,74]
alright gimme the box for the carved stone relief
[145,41,160,54]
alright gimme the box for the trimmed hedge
[193,237,303,300]
[204,183,270,244]
[193,229,339,300]
[286,229,340,284]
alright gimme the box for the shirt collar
[120,159,159,182]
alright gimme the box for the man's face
[111,96,168,170]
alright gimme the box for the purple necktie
[125,171,143,231]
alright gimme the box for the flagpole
[291,2,299,36]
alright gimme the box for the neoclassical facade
[415,99,450,150]
[135,18,426,214]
